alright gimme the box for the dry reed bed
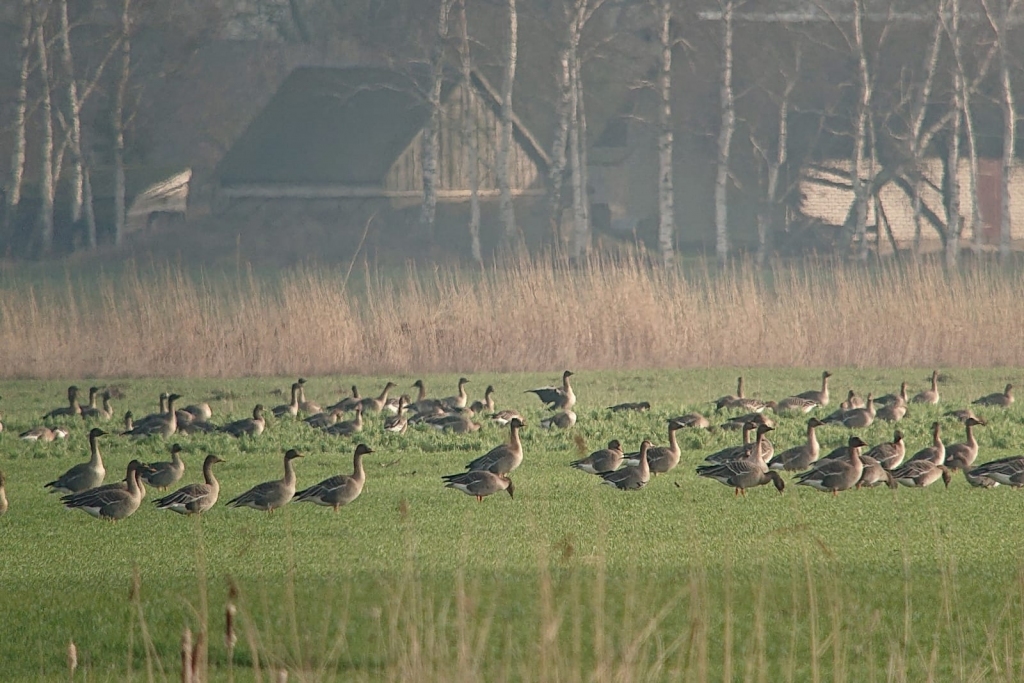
[1,256,1023,378]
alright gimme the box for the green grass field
[4,368,1024,681]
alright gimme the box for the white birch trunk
[36,13,55,255]
[4,0,33,235]
[755,50,798,266]
[547,42,572,244]
[910,10,943,256]
[569,53,587,259]
[497,0,518,244]
[420,0,452,239]
[945,0,962,267]
[82,164,96,248]
[851,0,870,260]
[113,0,131,247]
[58,0,83,227]
[714,0,734,265]
[575,50,589,239]
[657,0,674,266]
[944,0,981,252]
[983,0,1017,259]
[457,0,481,264]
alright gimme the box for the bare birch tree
[568,44,586,259]
[547,36,572,246]
[4,0,33,240]
[420,0,454,240]
[113,0,132,247]
[982,0,1017,260]
[497,0,518,245]
[57,0,84,233]
[714,0,734,265]
[572,45,590,257]
[750,46,800,266]
[943,0,963,267]
[656,0,674,266]
[457,0,482,264]
[35,4,55,255]
[908,6,944,256]
[850,0,871,260]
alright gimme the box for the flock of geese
[1,368,1021,522]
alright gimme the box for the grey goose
[44,428,107,494]
[973,383,1014,407]
[464,418,525,475]
[526,370,576,410]
[154,454,225,515]
[570,440,624,475]
[294,444,372,511]
[220,405,267,438]
[62,460,146,521]
[795,436,867,495]
[43,385,82,419]
[442,470,514,502]
[227,449,303,513]
[601,440,652,491]
[139,443,187,490]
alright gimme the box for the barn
[215,66,550,203]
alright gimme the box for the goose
[669,412,711,429]
[176,413,217,435]
[296,378,322,414]
[607,401,651,413]
[876,382,909,407]
[123,411,134,432]
[139,443,187,490]
[769,397,819,415]
[469,385,496,414]
[962,465,999,488]
[19,426,69,442]
[425,412,481,434]
[62,459,143,496]
[768,418,824,471]
[360,382,398,413]
[62,460,145,521]
[154,455,225,515]
[181,401,213,422]
[714,376,746,411]
[912,370,940,404]
[945,408,979,422]
[294,444,372,511]
[720,412,774,431]
[43,385,81,419]
[600,440,652,491]
[526,370,576,410]
[407,380,441,415]
[464,418,525,475]
[890,460,951,489]
[624,421,683,474]
[943,417,986,471]
[838,394,875,429]
[132,393,170,430]
[864,430,906,470]
[489,409,524,426]
[857,455,896,489]
[227,449,303,513]
[570,440,624,475]
[80,391,114,421]
[327,386,362,413]
[272,383,302,419]
[704,421,757,463]
[795,436,867,495]
[44,428,107,494]
[220,404,267,438]
[793,371,832,406]
[875,394,907,423]
[442,470,514,502]
[973,383,1014,407]
[324,405,363,436]
[821,391,861,422]
[123,394,181,438]
[540,410,577,430]
[383,397,409,433]
[696,457,785,497]
[908,422,945,465]
[967,456,1024,487]
[82,387,100,413]
[439,378,471,411]
[304,408,345,429]
[0,470,6,516]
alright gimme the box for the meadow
[4,368,1024,681]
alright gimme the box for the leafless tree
[656,0,674,266]
[497,0,518,245]
[457,0,482,264]
[714,0,734,265]
[982,0,1018,260]
[420,0,455,240]
[35,2,55,255]
[113,0,132,247]
[906,4,944,255]
[4,0,34,240]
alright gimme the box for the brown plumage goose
[623,421,683,474]
[793,371,832,406]
[220,404,267,438]
[43,385,81,419]
[139,443,186,490]
[62,460,145,520]
[294,444,372,511]
[795,435,866,496]
[912,370,940,404]
[768,418,824,471]
[154,455,225,515]
[464,418,525,475]
[864,430,906,470]
[272,383,302,418]
[600,440,652,491]
[442,471,514,502]
[570,440,624,475]
[908,422,945,465]
[226,449,303,513]
[19,426,69,442]
[943,417,985,471]
[526,371,576,410]
[973,383,1014,407]
[44,428,107,494]
[360,382,398,413]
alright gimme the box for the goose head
[504,476,515,499]
[354,443,374,457]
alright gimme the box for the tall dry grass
[3,254,1024,378]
